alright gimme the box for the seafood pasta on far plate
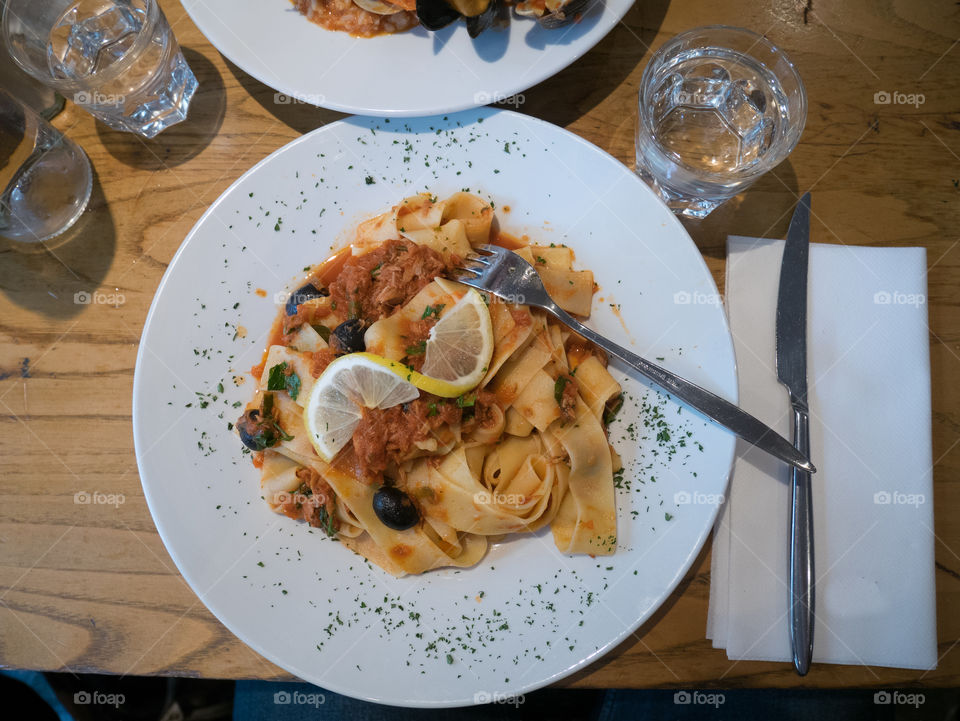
[291,0,592,38]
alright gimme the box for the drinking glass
[2,0,197,139]
[635,26,806,219]
[0,89,91,242]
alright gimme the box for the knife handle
[789,406,815,675]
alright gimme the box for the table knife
[776,192,815,676]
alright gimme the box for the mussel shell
[416,0,460,30]
[537,0,591,28]
[465,0,498,38]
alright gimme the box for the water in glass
[636,27,806,219]
[44,0,196,137]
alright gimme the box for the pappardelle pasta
[237,192,624,576]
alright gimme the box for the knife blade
[776,192,815,676]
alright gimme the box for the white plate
[181,0,634,116]
[133,108,737,707]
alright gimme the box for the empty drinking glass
[635,26,806,219]
[0,89,92,242]
[2,0,197,138]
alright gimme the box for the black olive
[330,318,366,355]
[236,408,287,451]
[236,409,263,450]
[285,282,329,316]
[372,486,419,530]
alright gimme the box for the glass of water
[0,89,91,242]
[2,0,197,139]
[635,26,806,219]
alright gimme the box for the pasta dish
[236,192,623,576]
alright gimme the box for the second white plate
[183,0,635,116]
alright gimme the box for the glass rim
[637,24,807,182]
[1,0,160,93]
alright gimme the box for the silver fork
[455,244,815,474]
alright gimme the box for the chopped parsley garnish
[427,402,439,417]
[536,256,547,265]
[554,376,569,406]
[603,393,624,425]
[421,303,445,320]
[317,506,337,537]
[455,393,475,408]
[267,361,301,401]
[405,340,426,356]
[267,363,286,390]
[311,323,332,342]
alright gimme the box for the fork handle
[545,306,816,474]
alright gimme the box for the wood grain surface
[1,0,958,688]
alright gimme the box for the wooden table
[1,0,957,689]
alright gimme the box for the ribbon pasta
[243,193,623,576]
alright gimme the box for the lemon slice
[419,288,494,396]
[303,353,420,461]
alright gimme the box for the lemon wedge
[303,353,420,462]
[303,289,494,460]
[419,288,494,396]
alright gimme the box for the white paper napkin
[706,237,937,670]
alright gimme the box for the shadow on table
[516,0,670,128]
[681,159,801,263]
[0,165,115,319]
[94,48,227,170]
[222,58,346,137]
